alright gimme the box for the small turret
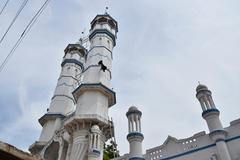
[196,84,232,160]
[196,84,217,113]
[126,106,144,160]
[88,125,103,160]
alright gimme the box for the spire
[105,6,109,14]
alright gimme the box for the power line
[0,0,10,16]
[0,0,28,46]
[0,0,51,73]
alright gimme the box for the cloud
[0,0,240,155]
[0,83,49,151]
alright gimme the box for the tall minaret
[39,44,87,141]
[196,84,232,160]
[29,43,87,154]
[126,106,144,160]
[64,13,118,160]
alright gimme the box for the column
[216,141,231,160]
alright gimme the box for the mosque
[2,12,238,160]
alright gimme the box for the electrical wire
[0,0,51,73]
[0,0,10,16]
[0,0,28,45]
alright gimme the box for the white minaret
[49,44,86,115]
[196,84,232,160]
[126,106,144,160]
[64,13,118,160]
[29,43,87,154]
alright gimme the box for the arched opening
[44,141,60,160]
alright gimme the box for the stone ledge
[0,141,38,160]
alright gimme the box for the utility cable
[0,0,10,16]
[0,0,28,46]
[0,0,51,73]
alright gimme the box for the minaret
[126,106,144,160]
[29,43,87,154]
[49,43,87,115]
[64,13,118,160]
[196,84,232,160]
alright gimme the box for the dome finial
[196,82,208,92]
[105,6,109,14]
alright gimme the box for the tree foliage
[103,140,119,160]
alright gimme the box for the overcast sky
[0,0,240,155]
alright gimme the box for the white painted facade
[116,85,240,160]
[29,13,118,160]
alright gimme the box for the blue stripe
[61,59,84,70]
[160,144,216,160]
[127,132,144,139]
[126,110,142,117]
[158,135,240,160]
[92,149,101,155]
[129,157,145,160]
[89,29,116,46]
[202,108,219,117]
[215,139,225,143]
[226,135,240,142]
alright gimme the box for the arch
[43,141,60,160]
[98,17,108,23]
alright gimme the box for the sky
[0,0,240,155]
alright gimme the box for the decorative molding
[72,83,116,107]
[61,59,84,70]
[58,75,79,82]
[88,52,112,61]
[129,157,145,160]
[64,44,87,56]
[90,14,118,32]
[51,94,75,103]
[126,110,142,117]
[83,65,112,79]
[38,113,66,127]
[202,108,220,118]
[127,132,144,140]
[88,45,113,59]
[209,129,227,135]
[89,29,116,46]
[56,82,75,89]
